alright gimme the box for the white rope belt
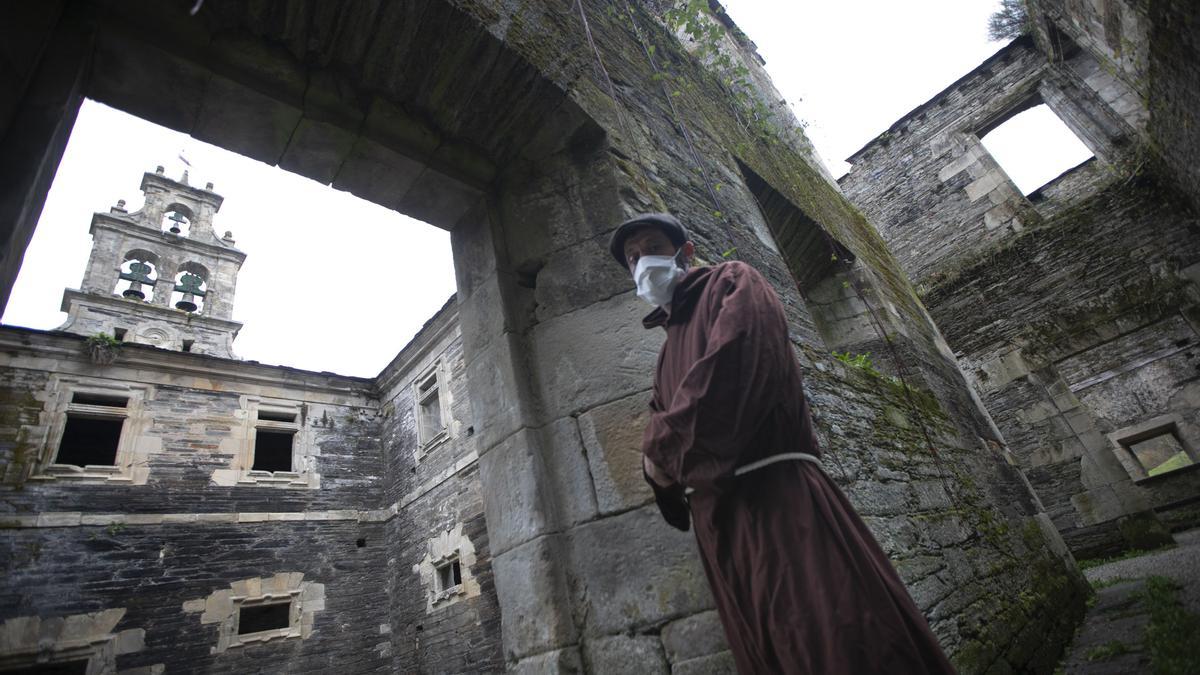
[682,452,822,495]
[734,452,822,476]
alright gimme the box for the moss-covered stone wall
[841,6,1200,562]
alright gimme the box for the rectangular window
[1128,432,1194,477]
[55,416,124,467]
[436,559,462,592]
[52,393,130,467]
[1106,413,1199,482]
[252,429,294,472]
[238,601,291,635]
[417,370,444,445]
[250,406,302,474]
[979,103,1095,195]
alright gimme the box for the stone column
[453,141,717,671]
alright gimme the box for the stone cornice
[90,212,246,262]
[139,171,225,209]
[60,288,244,331]
[0,325,375,402]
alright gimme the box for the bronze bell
[122,281,145,300]
[166,211,187,234]
[119,261,154,301]
[175,293,198,312]
[173,271,206,312]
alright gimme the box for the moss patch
[1142,576,1200,674]
[1086,639,1132,661]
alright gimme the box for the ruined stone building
[0,0,1195,673]
[840,1,1200,559]
[1,167,496,673]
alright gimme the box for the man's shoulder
[709,260,767,285]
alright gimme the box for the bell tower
[59,166,246,358]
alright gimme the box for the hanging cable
[617,0,740,257]
[575,0,646,166]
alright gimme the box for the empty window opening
[417,372,444,444]
[15,660,91,674]
[436,559,463,592]
[252,429,294,472]
[238,602,291,635]
[980,104,1094,195]
[1126,432,1194,477]
[181,339,194,352]
[258,410,297,423]
[71,393,128,407]
[55,415,123,466]
[738,160,863,355]
[737,160,853,295]
[356,537,367,548]
[113,327,128,341]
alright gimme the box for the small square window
[55,415,123,467]
[238,601,292,635]
[252,430,294,472]
[1128,432,1194,477]
[979,103,1095,195]
[1108,415,1199,482]
[435,559,462,593]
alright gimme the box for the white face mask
[633,249,686,308]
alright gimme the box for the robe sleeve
[643,388,691,531]
[641,262,787,493]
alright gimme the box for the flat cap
[608,213,688,268]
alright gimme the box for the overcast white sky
[2,0,1093,377]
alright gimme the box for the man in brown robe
[609,213,956,674]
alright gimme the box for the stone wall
[1,521,389,673]
[1028,0,1200,210]
[0,328,398,672]
[0,297,511,672]
[840,26,1200,558]
[0,329,382,512]
[839,36,1140,289]
[923,177,1200,555]
[376,302,504,673]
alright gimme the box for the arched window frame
[161,203,195,236]
[115,249,160,302]
[171,261,210,314]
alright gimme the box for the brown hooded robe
[641,261,955,674]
